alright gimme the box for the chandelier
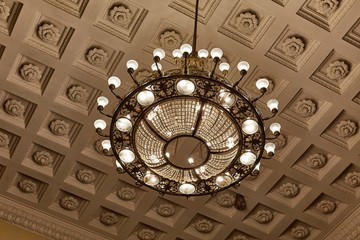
[94,0,281,196]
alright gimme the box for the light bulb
[101,140,111,151]
[237,61,250,72]
[269,123,281,134]
[153,48,165,60]
[176,79,195,95]
[97,96,109,107]
[116,118,132,132]
[265,142,276,155]
[119,149,135,163]
[198,49,208,58]
[256,78,269,90]
[210,48,223,59]
[180,44,192,54]
[108,76,121,88]
[151,63,162,71]
[126,60,138,70]
[188,157,194,165]
[172,49,182,58]
[94,119,106,130]
[215,175,231,187]
[137,90,155,106]
[144,172,160,186]
[179,183,195,194]
[115,160,122,168]
[242,119,259,135]
[218,90,235,108]
[240,151,256,165]
[267,99,279,112]
[219,62,230,71]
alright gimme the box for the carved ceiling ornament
[272,134,287,150]
[38,23,61,44]
[156,203,175,217]
[86,48,109,67]
[281,37,305,57]
[306,153,327,169]
[314,0,339,17]
[294,99,317,117]
[316,200,336,214]
[254,210,273,223]
[326,60,349,80]
[67,85,89,103]
[0,1,10,20]
[60,196,79,211]
[137,229,156,240]
[18,179,37,193]
[216,193,235,208]
[4,99,25,117]
[32,150,53,166]
[108,5,132,26]
[235,12,259,34]
[195,219,214,233]
[100,212,118,226]
[20,64,43,82]
[291,225,310,239]
[232,235,248,240]
[344,172,360,187]
[76,169,96,184]
[279,182,299,198]
[0,131,9,148]
[117,187,136,201]
[159,30,182,50]
[94,140,104,154]
[335,120,357,138]
[49,119,70,136]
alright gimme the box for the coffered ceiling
[0,0,360,239]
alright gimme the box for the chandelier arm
[184,53,189,75]
[191,0,200,55]
[109,88,123,100]
[233,71,247,88]
[127,68,140,86]
[97,106,113,118]
[265,134,280,140]
[96,128,109,137]
[155,62,163,76]
[251,90,266,103]
[102,149,114,157]
[210,58,220,78]
[262,110,278,121]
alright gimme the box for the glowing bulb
[108,76,121,88]
[116,118,132,132]
[115,160,122,168]
[198,49,208,58]
[215,175,231,187]
[165,152,170,158]
[151,63,162,71]
[188,157,194,165]
[97,96,109,107]
[172,49,182,58]
[210,48,223,59]
[153,48,165,60]
[265,142,276,155]
[267,99,279,112]
[219,62,230,71]
[179,183,195,194]
[177,79,195,95]
[242,119,259,135]
[119,149,135,163]
[94,119,106,130]
[256,78,269,90]
[180,44,192,54]
[101,140,111,151]
[237,61,250,72]
[270,123,281,134]
[218,90,235,108]
[240,151,256,165]
[144,172,160,186]
[126,60,138,70]
[137,90,155,106]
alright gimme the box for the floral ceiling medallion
[67,85,89,103]
[294,99,317,117]
[159,30,182,50]
[49,119,70,136]
[306,153,327,169]
[282,37,305,57]
[38,23,61,44]
[32,150,53,166]
[314,0,339,17]
[20,64,43,82]
[326,60,349,80]
[109,5,132,26]
[4,99,25,117]
[235,12,259,34]
[335,120,357,138]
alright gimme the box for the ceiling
[0,0,360,239]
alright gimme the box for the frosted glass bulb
[219,62,230,71]
[198,49,209,58]
[210,48,223,59]
[153,48,165,60]
[151,63,162,71]
[256,78,269,90]
[180,44,192,54]
[237,61,250,72]
[215,175,231,187]
[137,90,155,106]
[126,60,138,70]
[97,96,109,107]
[116,118,132,132]
[119,149,135,163]
[242,119,259,134]
[265,142,276,155]
[177,79,195,95]
[94,119,106,130]
[269,123,281,134]
[267,99,279,111]
[179,183,195,194]
[144,172,160,186]
[218,90,235,108]
[101,140,111,151]
[108,76,121,88]
[240,151,256,165]
[115,160,122,168]
[172,49,182,58]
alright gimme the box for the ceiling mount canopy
[95,0,281,196]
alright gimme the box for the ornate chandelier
[94,0,281,196]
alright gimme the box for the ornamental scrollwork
[86,48,109,67]
[291,225,310,239]
[67,85,89,103]
[254,210,273,223]
[18,179,37,193]
[60,196,79,211]
[344,172,360,187]
[108,5,132,26]
[195,219,214,233]
[279,182,299,198]
[294,99,317,117]
[76,169,96,184]
[0,131,9,148]
[0,1,10,20]
[335,120,357,138]
[281,37,305,57]
[117,187,136,200]
[100,212,118,226]
[316,200,336,214]
[159,30,182,50]
[216,193,235,208]
[20,64,43,82]
[32,150,53,166]
[235,12,259,34]
[137,229,155,240]
[49,119,70,136]
[38,23,61,44]
[4,99,25,117]
[156,203,175,217]
[314,0,339,17]
[326,60,349,80]
[306,153,327,169]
